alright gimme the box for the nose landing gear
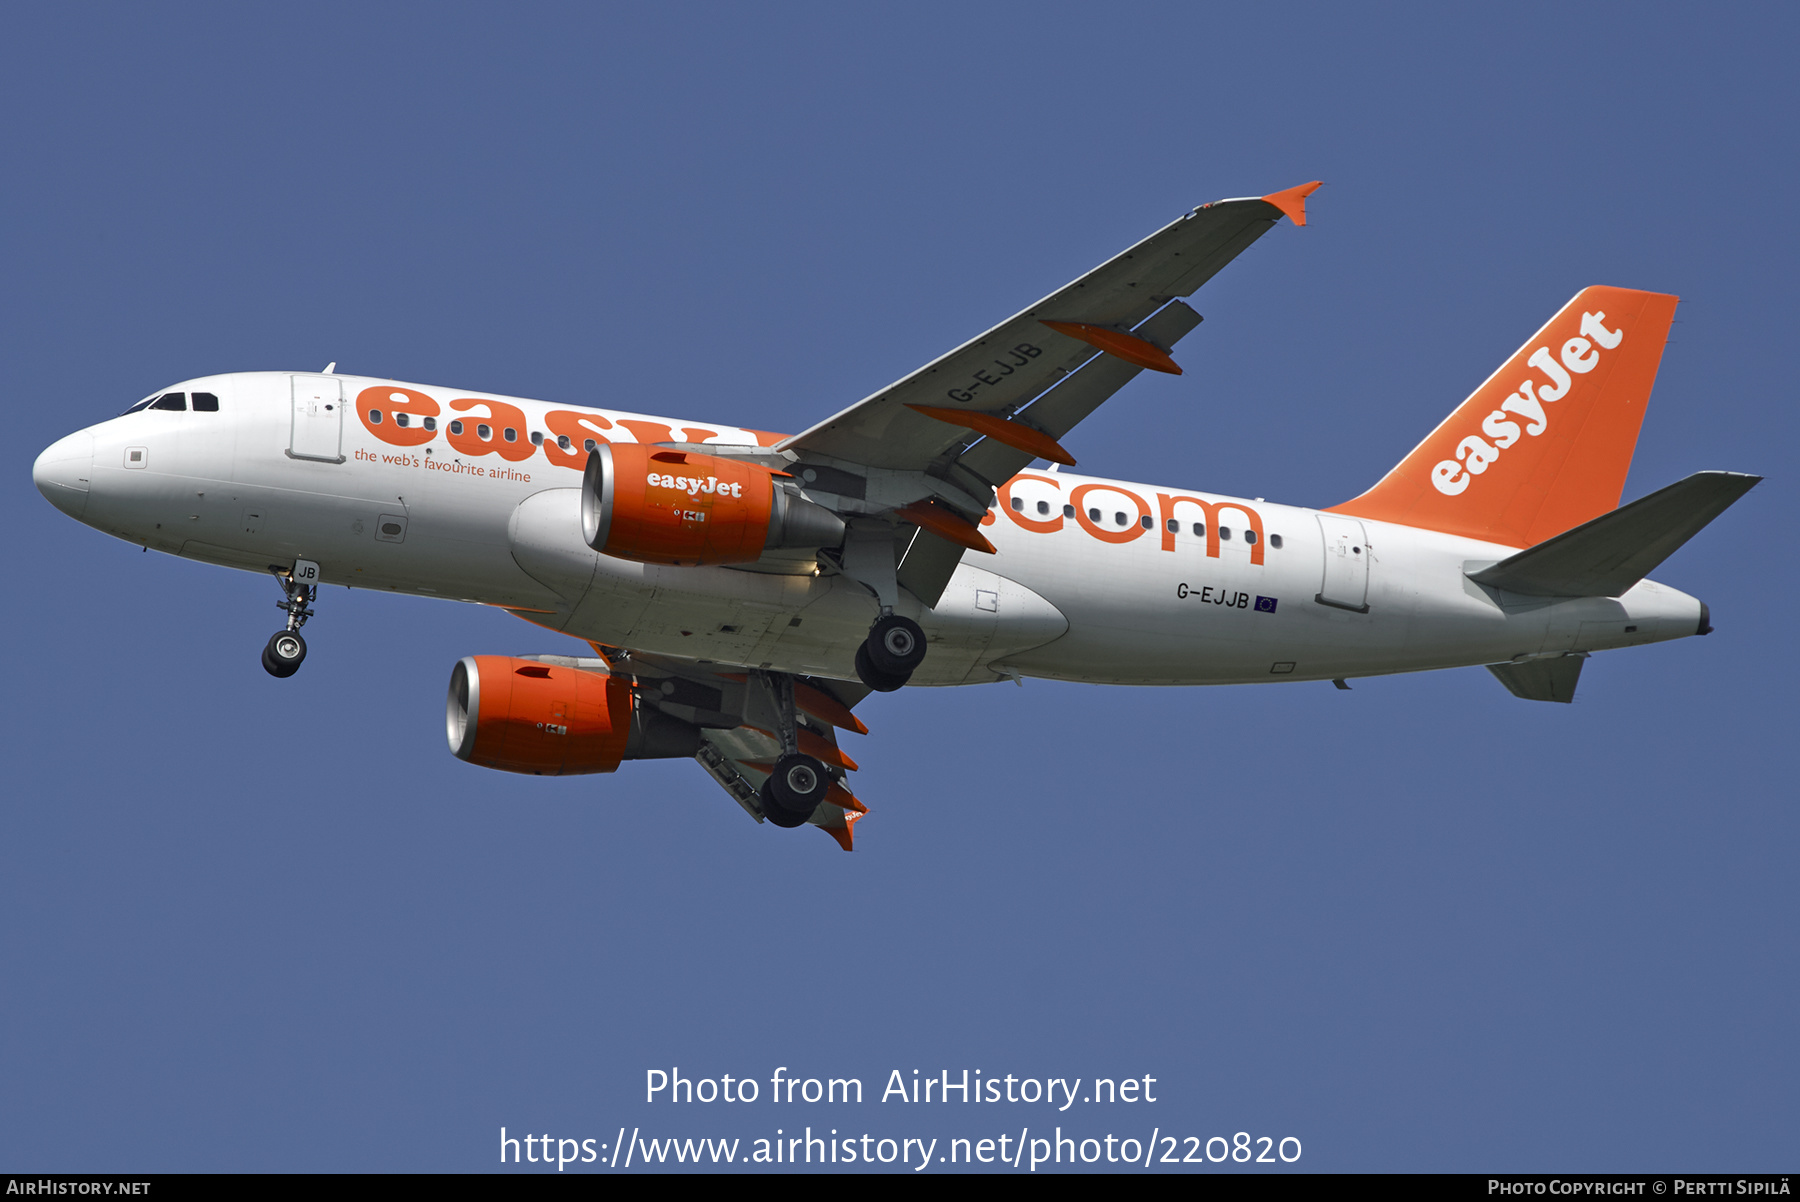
[263,630,307,677]
[262,562,318,678]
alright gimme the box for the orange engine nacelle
[581,443,844,566]
[446,656,636,776]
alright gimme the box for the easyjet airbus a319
[33,183,1758,848]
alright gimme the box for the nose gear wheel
[262,566,317,678]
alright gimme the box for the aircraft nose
[33,430,94,520]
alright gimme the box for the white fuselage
[35,371,1705,687]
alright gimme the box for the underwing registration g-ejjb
[33,182,1759,848]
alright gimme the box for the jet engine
[581,444,844,566]
[446,656,699,775]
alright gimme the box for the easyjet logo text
[1431,311,1623,497]
[649,473,744,499]
[353,386,780,467]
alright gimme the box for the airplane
[32,182,1759,850]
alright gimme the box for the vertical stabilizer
[1331,287,1678,548]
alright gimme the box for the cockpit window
[121,393,160,414]
[149,392,187,411]
[191,392,219,412]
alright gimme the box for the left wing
[779,182,1321,476]
[771,183,1319,606]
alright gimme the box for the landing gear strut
[750,670,836,829]
[262,564,316,678]
[855,614,925,692]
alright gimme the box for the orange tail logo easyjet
[1330,286,1678,548]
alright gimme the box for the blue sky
[2,2,1793,1172]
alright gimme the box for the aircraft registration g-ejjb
[34,182,1760,849]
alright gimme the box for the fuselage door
[289,376,345,463]
[1315,513,1370,612]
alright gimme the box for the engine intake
[446,655,699,776]
[581,444,844,566]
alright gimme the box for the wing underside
[584,643,873,850]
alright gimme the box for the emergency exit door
[289,376,345,463]
[1315,514,1370,612]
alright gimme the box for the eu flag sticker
[1254,595,1278,614]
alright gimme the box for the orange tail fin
[1330,286,1678,548]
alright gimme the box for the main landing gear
[854,614,926,692]
[759,753,831,828]
[262,564,316,679]
[750,670,837,830]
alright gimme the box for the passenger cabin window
[1010,496,1024,511]
[149,392,186,411]
[423,417,437,431]
[583,439,597,452]
[394,412,409,427]
[1140,515,1153,529]
[1270,534,1283,549]
[1191,522,1205,536]
[449,420,464,435]
[1037,501,1050,516]
[1244,529,1258,545]
[530,431,544,445]
[557,435,571,450]
[1063,505,1074,518]
[191,392,219,412]
[477,424,492,440]
[503,427,518,442]
[1219,527,1232,540]
[368,409,384,423]
[1166,519,1179,532]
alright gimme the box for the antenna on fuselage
[322,362,336,374]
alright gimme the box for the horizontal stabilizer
[1468,471,1760,598]
[1487,654,1586,703]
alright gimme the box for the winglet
[1261,180,1323,227]
[820,809,861,851]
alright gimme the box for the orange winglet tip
[1260,180,1323,227]
[795,681,869,735]
[894,498,997,554]
[825,781,867,814]
[906,404,1076,466]
[821,813,859,852]
[1039,321,1182,375]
